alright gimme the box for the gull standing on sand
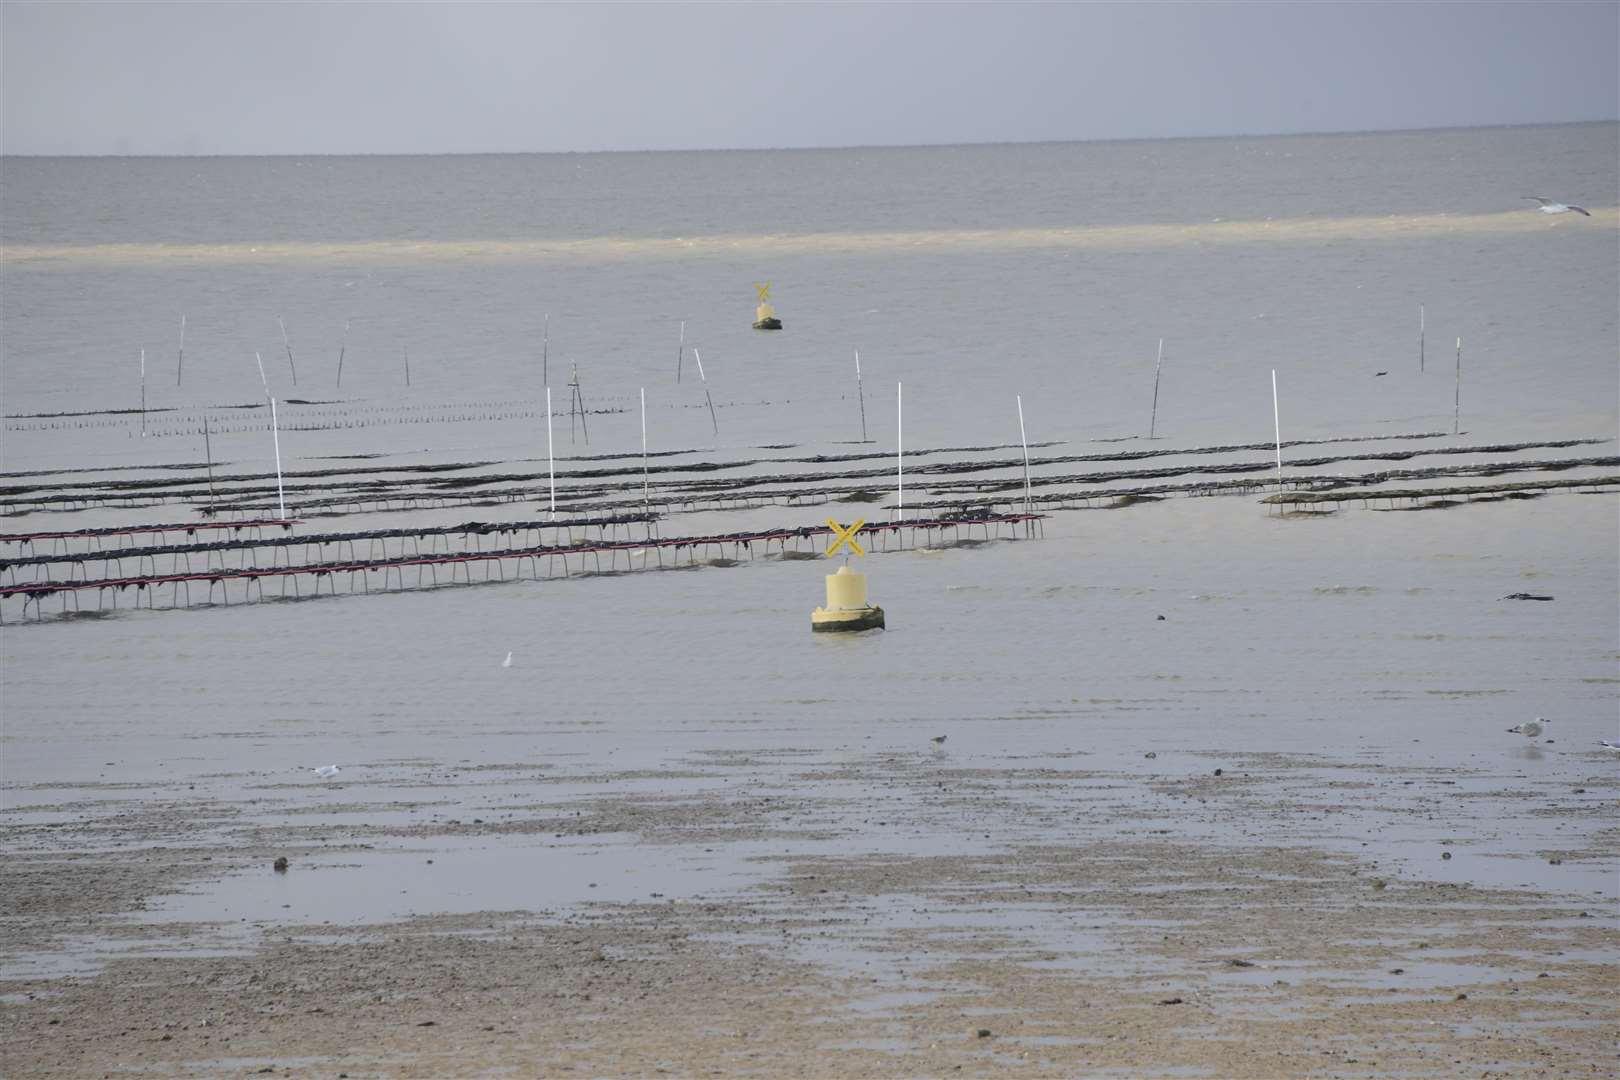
[1522,197,1591,216]
[1506,718,1548,737]
[314,764,341,779]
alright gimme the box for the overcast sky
[3,2,1615,156]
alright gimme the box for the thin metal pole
[1419,304,1426,373]
[139,348,147,437]
[278,316,298,385]
[568,361,589,444]
[270,396,287,520]
[542,313,550,388]
[896,381,904,521]
[1271,369,1282,490]
[1453,336,1461,436]
[1017,394,1032,517]
[640,387,649,510]
[692,348,717,435]
[203,415,217,513]
[403,344,411,387]
[255,350,270,402]
[855,349,868,442]
[176,313,186,387]
[1149,337,1164,439]
[546,386,556,519]
[336,318,349,387]
[676,319,685,383]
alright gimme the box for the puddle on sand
[5,836,772,982]
[842,988,943,1015]
[1,936,251,982]
[1208,956,1539,991]
[140,834,764,927]
[167,1057,333,1075]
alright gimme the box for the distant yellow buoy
[753,281,783,330]
[812,519,883,632]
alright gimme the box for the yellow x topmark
[825,518,866,558]
[755,281,772,303]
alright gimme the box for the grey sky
[3,2,1615,156]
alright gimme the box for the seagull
[314,764,341,779]
[1523,197,1590,216]
[931,735,947,745]
[502,651,513,668]
[1600,740,1620,753]
[1506,718,1547,737]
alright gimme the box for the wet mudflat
[3,735,1615,1077]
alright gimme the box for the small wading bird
[1506,718,1548,737]
[1523,196,1590,216]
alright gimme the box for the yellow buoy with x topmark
[812,518,885,633]
[753,281,783,331]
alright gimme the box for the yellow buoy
[811,565,885,633]
[753,281,783,330]
[812,519,883,632]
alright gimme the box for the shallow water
[2,129,1616,984]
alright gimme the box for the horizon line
[3,117,1615,161]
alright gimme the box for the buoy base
[811,605,885,633]
[752,317,783,330]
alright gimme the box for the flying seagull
[1506,718,1548,737]
[1523,197,1590,216]
[502,651,513,668]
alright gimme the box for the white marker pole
[1453,336,1461,436]
[855,349,868,442]
[640,386,650,510]
[176,313,186,387]
[676,319,685,383]
[896,381,904,521]
[1149,337,1164,439]
[139,348,147,437]
[1271,369,1283,491]
[270,396,287,520]
[546,386,556,519]
[254,350,271,402]
[692,347,718,435]
[1419,304,1426,373]
[1017,394,1032,518]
